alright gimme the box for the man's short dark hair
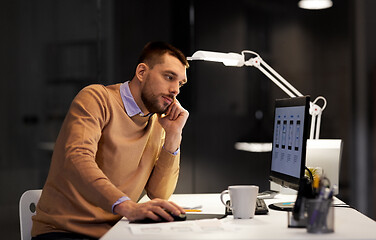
[138,41,189,69]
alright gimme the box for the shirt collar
[120,81,150,117]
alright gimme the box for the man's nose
[170,81,180,96]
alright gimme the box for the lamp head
[187,50,245,67]
[298,0,333,10]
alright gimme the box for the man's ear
[135,63,148,82]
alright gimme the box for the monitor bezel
[269,96,311,191]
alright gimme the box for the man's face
[140,54,187,114]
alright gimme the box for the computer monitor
[269,96,311,210]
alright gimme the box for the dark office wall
[1,1,106,238]
[368,0,376,220]
[353,0,376,217]
[1,0,375,239]
[185,0,353,194]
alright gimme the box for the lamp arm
[242,50,303,98]
[187,50,328,139]
[241,51,328,140]
[309,96,327,139]
[251,60,298,98]
[310,109,317,140]
[260,60,304,97]
[316,113,322,139]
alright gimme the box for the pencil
[184,209,202,212]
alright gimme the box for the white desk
[100,194,376,240]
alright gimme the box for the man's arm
[158,99,189,153]
[113,198,185,222]
[116,99,190,222]
[62,85,126,212]
[144,99,189,199]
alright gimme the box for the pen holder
[306,198,334,233]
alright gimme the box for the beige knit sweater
[32,84,180,238]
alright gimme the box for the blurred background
[1,0,375,238]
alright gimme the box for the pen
[182,205,202,209]
[309,187,326,225]
[327,187,334,199]
[182,205,203,212]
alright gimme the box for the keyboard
[255,198,269,214]
[225,198,269,215]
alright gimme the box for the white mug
[220,185,259,219]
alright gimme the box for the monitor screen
[269,96,310,191]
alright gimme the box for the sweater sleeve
[61,85,125,213]
[145,145,180,200]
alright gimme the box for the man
[32,42,189,240]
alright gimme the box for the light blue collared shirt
[120,81,149,117]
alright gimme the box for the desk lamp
[187,50,327,141]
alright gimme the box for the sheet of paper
[129,218,235,235]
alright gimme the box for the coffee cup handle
[220,190,232,209]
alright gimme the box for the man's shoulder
[81,83,118,91]
[78,83,120,97]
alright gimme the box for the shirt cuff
[163,145,180,155]
[112,196,131,214]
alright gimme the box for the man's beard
[141,87,171,114]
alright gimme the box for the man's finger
[169,201,186,214]
[169,105,179,120]
[165,103,173,116]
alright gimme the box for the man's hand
[158,99,189,153]
[113,198,185,222]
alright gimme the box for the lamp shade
[298,0,333,10]
[187,51,244,67]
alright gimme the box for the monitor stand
[268,182,298,211]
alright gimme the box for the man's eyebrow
[163,70,178,76]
